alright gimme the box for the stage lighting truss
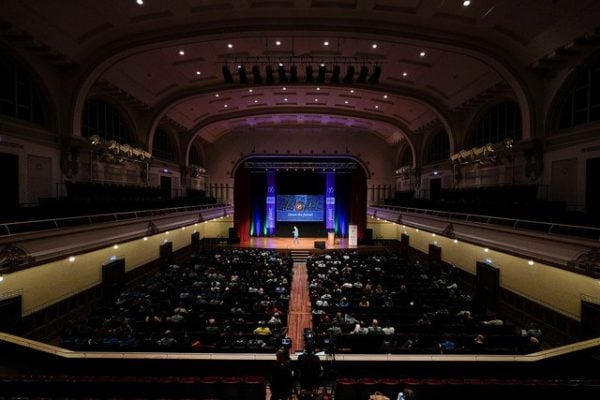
[243,160,358,172]
[220,57,383,86]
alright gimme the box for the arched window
[0,50,46,125]
[82,98,132,143]
[189,145,201,166]
[399,147,413,167]
[471,101,522,147]
[559,57,600,129]
[152,128,176,161]
[426,130,450,164]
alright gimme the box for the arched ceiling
[2,0,599,152]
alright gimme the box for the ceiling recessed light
[275,40,281,46]
[282,87,287,91]
[375,105,379,109]
[314,98,318,102]
[196,71,201,75]
[402,72,408,77]
[215,93,220,97]
[350,89,354,93]
[463,0,471,6]
[420,51,426,57]
[248,89,253,93]
[344,100,348,104]
[227,43,233,48]
[372,43,378,49]
[224,104,228,108]
[113,245,119,249]
[279,62,284,67]
[143,237,148,241]
[284,98,288,102]
[453,239,458,243]
[178,50,185,56]
[383,94,388,99]
[323,41,329,46]
[136,0,144,5]
[316,87,321,91]
[254,100,258,103]
[68,256,76,262]
[484,248,489,252]
[528,260,535,266]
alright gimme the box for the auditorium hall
[1,1,600,399]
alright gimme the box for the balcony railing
[370,204,600,241]
[0,203,230,237]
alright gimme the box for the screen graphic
[276,194,324,222]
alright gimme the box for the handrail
[371,203,600,241]
[0,203,231,237]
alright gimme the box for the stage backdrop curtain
[234,168,251,241]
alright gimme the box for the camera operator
[296,343,322,393]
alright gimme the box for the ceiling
[2,0,599,148]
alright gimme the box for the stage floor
[229,237,353,250]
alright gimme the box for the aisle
[286,263,312,353]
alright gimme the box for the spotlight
[317,64,326,84]
[252,65,262,84]
[305,65,314,83]
[222,65,234,83]
[266,65,274,84]
[343,65,355,84]
[331,65,340,84]
[290,65,298,83]
[357,65,368,83]
[278,65,288,84]
[238,65,248,84]
[368,65,381,84]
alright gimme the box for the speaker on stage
[314,241,326,249]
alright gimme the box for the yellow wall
[369,220,599,321]
[0,218,232,316]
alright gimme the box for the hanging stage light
[222,65,234,83]
[316,64,326,84]
[278,64,288,84]
[368,65,381,84]
[343,65,355,84]
[290,65,298,83]
[331,65,340,84]
[238,65,248,84]
[252,65,262,84]
[305,65,314,83]
[357,65,368,83]
[266,65,275,84]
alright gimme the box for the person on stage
[293,226,299,244]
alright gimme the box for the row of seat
[335,377,600,400]
[0,375,265,400]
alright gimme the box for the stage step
[290,250,310,264]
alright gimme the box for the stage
[227,236,353,250]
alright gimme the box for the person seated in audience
[382,322,395,336]
[336,297,350,308]
[416,314,432,326]
[205,318,220,336]
[358,296,371,308]
[156,329,178,348]
[481,314,504,326]
[437,334,456,354]
[522,336,541,354]
[268,312,283,327]
[327,324,342,336]
[471,334,486,354]
[526,322,542,338]
[254,321,272,336]
[351,322,368,335]
[368,319,383,335]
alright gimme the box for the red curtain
[234,168,251,241]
